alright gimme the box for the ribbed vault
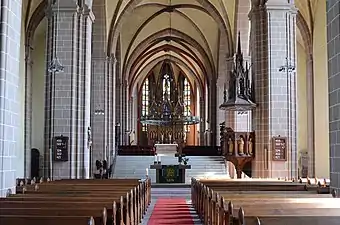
[107,0,236,93]
[24,0,319,91]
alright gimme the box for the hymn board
[53,136,69,161]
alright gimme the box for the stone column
[210,78,217,146]
[24,48,33,178]
[306,54,315,177]
[216,77,226,145]
[44,0,94,179]
[199,97,205,145]
[250,0,298,178]
[106,55,116,165]
[327,0,340,196]
[121,81,128,144]
[91,0,107,169]
[0,0,22,197]
[91,55,106,167]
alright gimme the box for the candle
[154,155,157,162]
[157,155,161,163]
[146,168,149,176]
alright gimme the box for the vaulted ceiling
[23,0,322,88]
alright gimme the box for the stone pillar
[0,0,23,197]
[327,0,340,196]
[306,54,315,177]
[44,0,94,179]
[115,59,122,145]
[210,79,217,146]
[24,49,33,178]
[249,0,298,178]
[199,97,205,145]
[121,81,128,144]
[91,0,107,169]
[216,76,226,145]
[106,55,116,165]
[91,56,106,167]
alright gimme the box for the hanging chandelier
[140,71,199,126]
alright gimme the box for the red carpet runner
[147,198,194,225]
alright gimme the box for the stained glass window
[184,78,191,132]
[142,78,149,131]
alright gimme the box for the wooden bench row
[1,178,151,225]
[191,178,339,225]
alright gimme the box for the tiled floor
[141,188,202,225]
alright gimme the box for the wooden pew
[18,178,151,220]
[198,179,308,192]
[0,216,96,225]
[2,178,150,225]
[0,208,107,225]
[191,178,340,225]
[16,178,152,209]
[299,177,330,194]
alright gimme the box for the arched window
[142,78,149,131]
[183,78,191,116]
[183,78,191,132]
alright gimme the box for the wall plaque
[272,136,287,161]
[53,136,69,162]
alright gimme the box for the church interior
[1,0,340,224]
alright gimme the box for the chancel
[0,0,339,224]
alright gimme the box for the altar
[150,164,191,183]
[155,143,178,155]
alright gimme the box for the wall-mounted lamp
[94,109,105,115]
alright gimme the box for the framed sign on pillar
[52,135,69,162]
[272,136,287,161]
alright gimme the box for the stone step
[113,155,229,184]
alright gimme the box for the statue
[238,136,245,155]
[87,127,92,148]
[248,137,253,155]
[228,137,234,155]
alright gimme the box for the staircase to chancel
[112,155,229,183]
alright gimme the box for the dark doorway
[31,148,40,179]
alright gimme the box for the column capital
[83,7,95,22]
[107,54,117,64]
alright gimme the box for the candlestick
[146,168,149,176]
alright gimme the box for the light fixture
[48,57,64,73]
[48,1,64,74]
[94,108,105,115]
[278,58,295,73]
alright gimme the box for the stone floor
[141,188,202,224]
